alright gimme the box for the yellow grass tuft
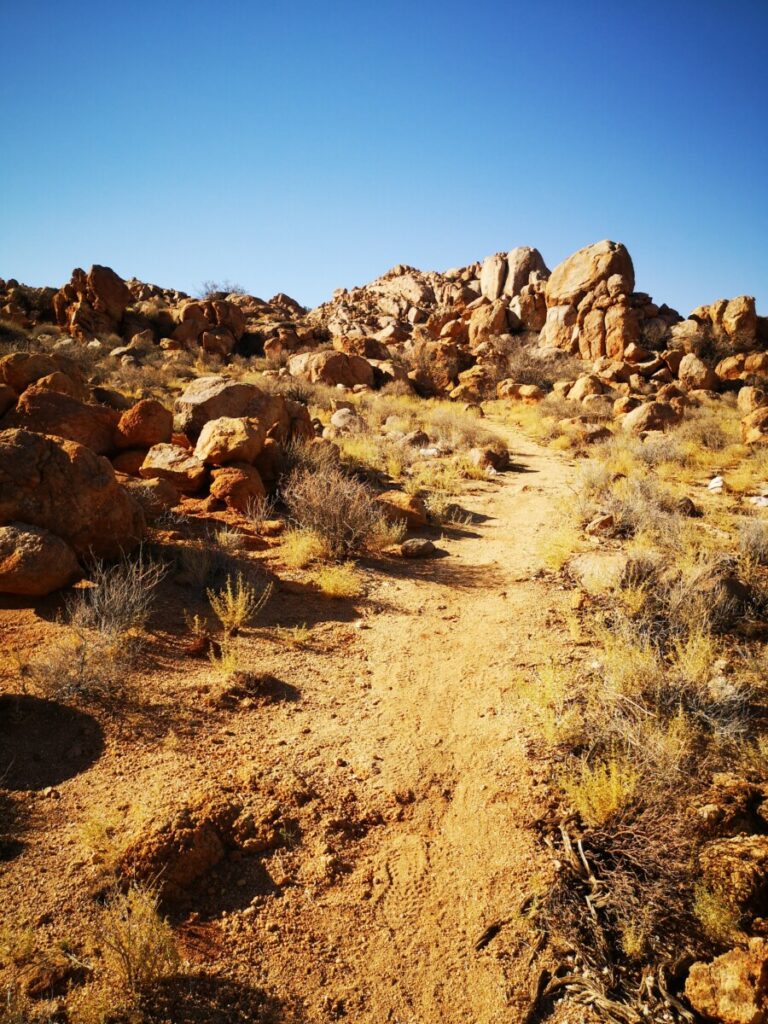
[312,562,365,599]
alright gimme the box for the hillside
[1,240,768,1024]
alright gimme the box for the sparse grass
[95,882,180,999]
[208,635,242,675]
[365,516,407,553]
[272,624,312,647]
[538,523,583,571]
[559,747,639,826]
[207,573,273,635]
[280,527,332,568]
[739,517,768,564]
[311,562,365,599]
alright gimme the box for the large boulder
[546,240,634,308]
[1,387,120,455]
[140,444,206,494]
[503,247,549,297]
[0,523,81,596]
[375,491,428,528]
[194,417,266,465]
[621,401,679,434]
[685,939,768,1024]
[479,254,507,300]
[0,429,144,558]
[742,407,768,444]
[174,376,291,441]
[467,300,508,347]
[114,399,173,450]
[287,350,374,388]
[0,352,83,395]
[678,352,718,391]
[209,464,266,512]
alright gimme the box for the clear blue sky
[2,0,766,315]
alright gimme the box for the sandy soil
[0,423,592,1023]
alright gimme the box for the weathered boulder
[0,385,15,417]
[540,304,578,352]
[738,387,768,416]
[209,464,266,512]
[52,266,132,338]
[622,401,679,434]
[742,407,768,444]
[686,939,768,1024]
[174,376,291,441]
[546,240,634,308]
[700,835,768,919]
[140,444,206,493]
[194,417,266,465]
[467,299,508,347]
[111,449,148,476]
[0,429,144,558]
[0,352,83,395]
[114,399,173,450]
[375,491,428,528]
[0,523,81,596]
[1,386,120,455]
[287,351,374,388]
[503,247,549,297]
[678,352,718,391]
[479,254,507,300]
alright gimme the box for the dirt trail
[277,425,579,1023]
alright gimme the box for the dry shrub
[559,748,639,827]
[96,882,180,999]
[207,573,272,634]
[280,527,332,568]
[312,562,365,599]
[503,345,584,389]
[282,465,385,557]
[68,550,166,639]
[739,517,768,565]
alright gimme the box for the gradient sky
[2,0,766,315]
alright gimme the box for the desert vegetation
[1,240,768,1023]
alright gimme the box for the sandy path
[287,425,578,1023]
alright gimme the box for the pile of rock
[0,353,316,594]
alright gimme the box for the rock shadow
[141,972,302,1023]
[0,694,104,790]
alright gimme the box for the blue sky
[1,0,766,314]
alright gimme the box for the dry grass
[207,573,273,634]
[280,527,332,568]
[95,882,180,999]
[311,562,365,599]
[559,748,639,826]
[282,464,387,557]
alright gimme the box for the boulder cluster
[1,239,766,594]
[0,351,313,595]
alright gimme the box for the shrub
[280,528,332,568]
[282,465,383,556]
[312,563,365,599]
[197,279,246,299]
[97,882,180,998]
[68,550,166,639]
[559,748,639,826]
[739,518,768,565]
[207,573,273,634]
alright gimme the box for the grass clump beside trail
[520,403,768,1017]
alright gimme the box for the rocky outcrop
[541,240,680,362]
[1,387,120,455]
[0,428,144,561]
[686,939,768,1024]
[52,265,133,339]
